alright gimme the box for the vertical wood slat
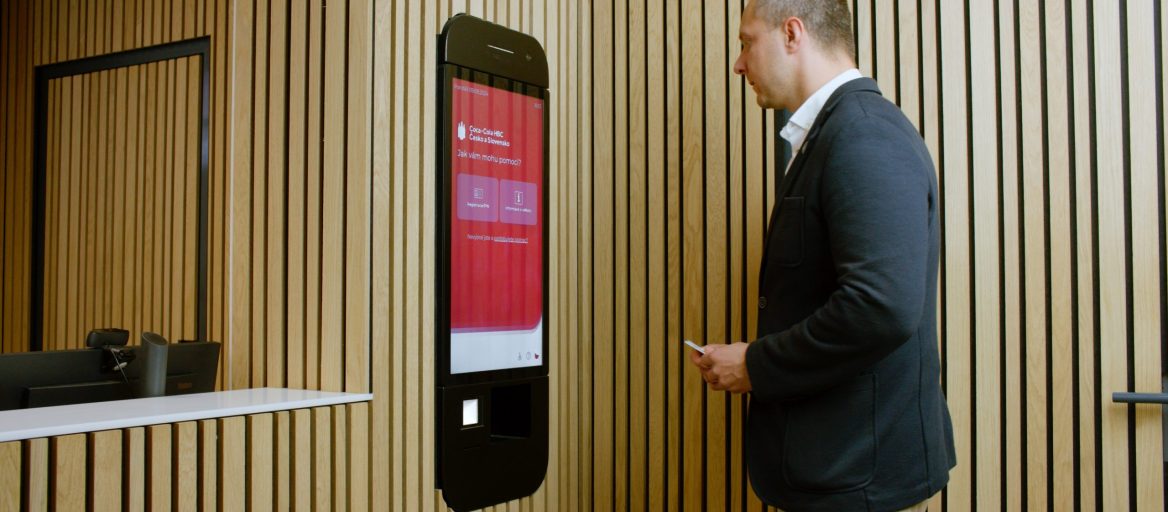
[896,0,920,128]
[560,0,577,508]
[313,407,332,511]
[537,2,557,510]
[559,0,574,508]
[403,0,423,508]
[970,0,1003,509]
[370,0,394,505]
[345,0,373,395]
[1125,2,1165,511]
[43,77,57,346]
[916,39,941,492]
[250,0,269,388]
[348,402,370,511]
[1044,1,1076,510]
[319,0,347,396]
[210,0,228,390]
[51,434,86,510]
[182,56,198,338]
[228,0,254,389]
[938,2,974,511]
[89,430,122,512]
[124,428,145,512]
[389,0,408,508]
[147,424,172,512]
[854,0,872,78]
[873,0,897,100]
[286,0,308,392]
[996,0,1025,508]
[703,2,728,510]
[640,0,668,504]
[682,1,696,509]
[158,58,172,336]
[66,72,80,347]
[18,0,31,354]
[0,442,19,510]
[1094,2,1131,510]
[78,36,92,345]
[26,438,49,512]
[613,0,631,508]
[144,57,158,334]
[580,0,595,509]
[665,0,682,509]
[0,0,9,354]
[218,417,245,511]
[292,408,313,511]
[198,420,217,512]
[247,414,274,512]
[173,422,198,511]
[305,0,324,392]
[741,4,765,508]
[266,0,288,390]
[21,0,32,353]
[592,0,615,508]
[421,2,439,510]
[275,411,291,511]
[331,405,348,512]
[111,66,126,331]
[1020,2,1053,509]
[727,0,749,508]
[626,0,648,507]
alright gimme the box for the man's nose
[732,57,745,75]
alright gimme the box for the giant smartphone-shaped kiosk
[435,14,550,512]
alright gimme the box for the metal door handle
[1112,392,1168,404]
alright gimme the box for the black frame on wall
[30,36,211,351]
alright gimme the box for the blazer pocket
[782,373,877,493]
[770,197,804,267]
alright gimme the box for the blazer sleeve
[746,113,934,402]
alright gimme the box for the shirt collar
[779,68,863,155]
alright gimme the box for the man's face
[733,3,794,110]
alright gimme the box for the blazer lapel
[758,78,883,287]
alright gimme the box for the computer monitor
[0,340,222,411]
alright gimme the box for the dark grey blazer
[744,77,956,511]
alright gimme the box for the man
[688,1,956,510]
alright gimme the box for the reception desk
[0,388,372,442]
[0,388,373,510]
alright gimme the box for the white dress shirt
[779,68,864,158]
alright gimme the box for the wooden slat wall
[1,1,1166,511]
[552,0,1167,510]
[0,403,370,511]
[898,0,1165,510]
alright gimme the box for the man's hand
[688,342,752,394]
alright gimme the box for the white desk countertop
[0,387,373,442]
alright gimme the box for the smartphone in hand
[684,339,705,355]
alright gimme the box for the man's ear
[782,16,806,50]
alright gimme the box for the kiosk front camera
[435,14,550,511]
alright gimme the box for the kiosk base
[437,375,548,511]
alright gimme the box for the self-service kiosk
[435,14,550,512]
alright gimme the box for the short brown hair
[749,0,856,62]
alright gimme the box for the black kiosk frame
[435,14,550,512]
